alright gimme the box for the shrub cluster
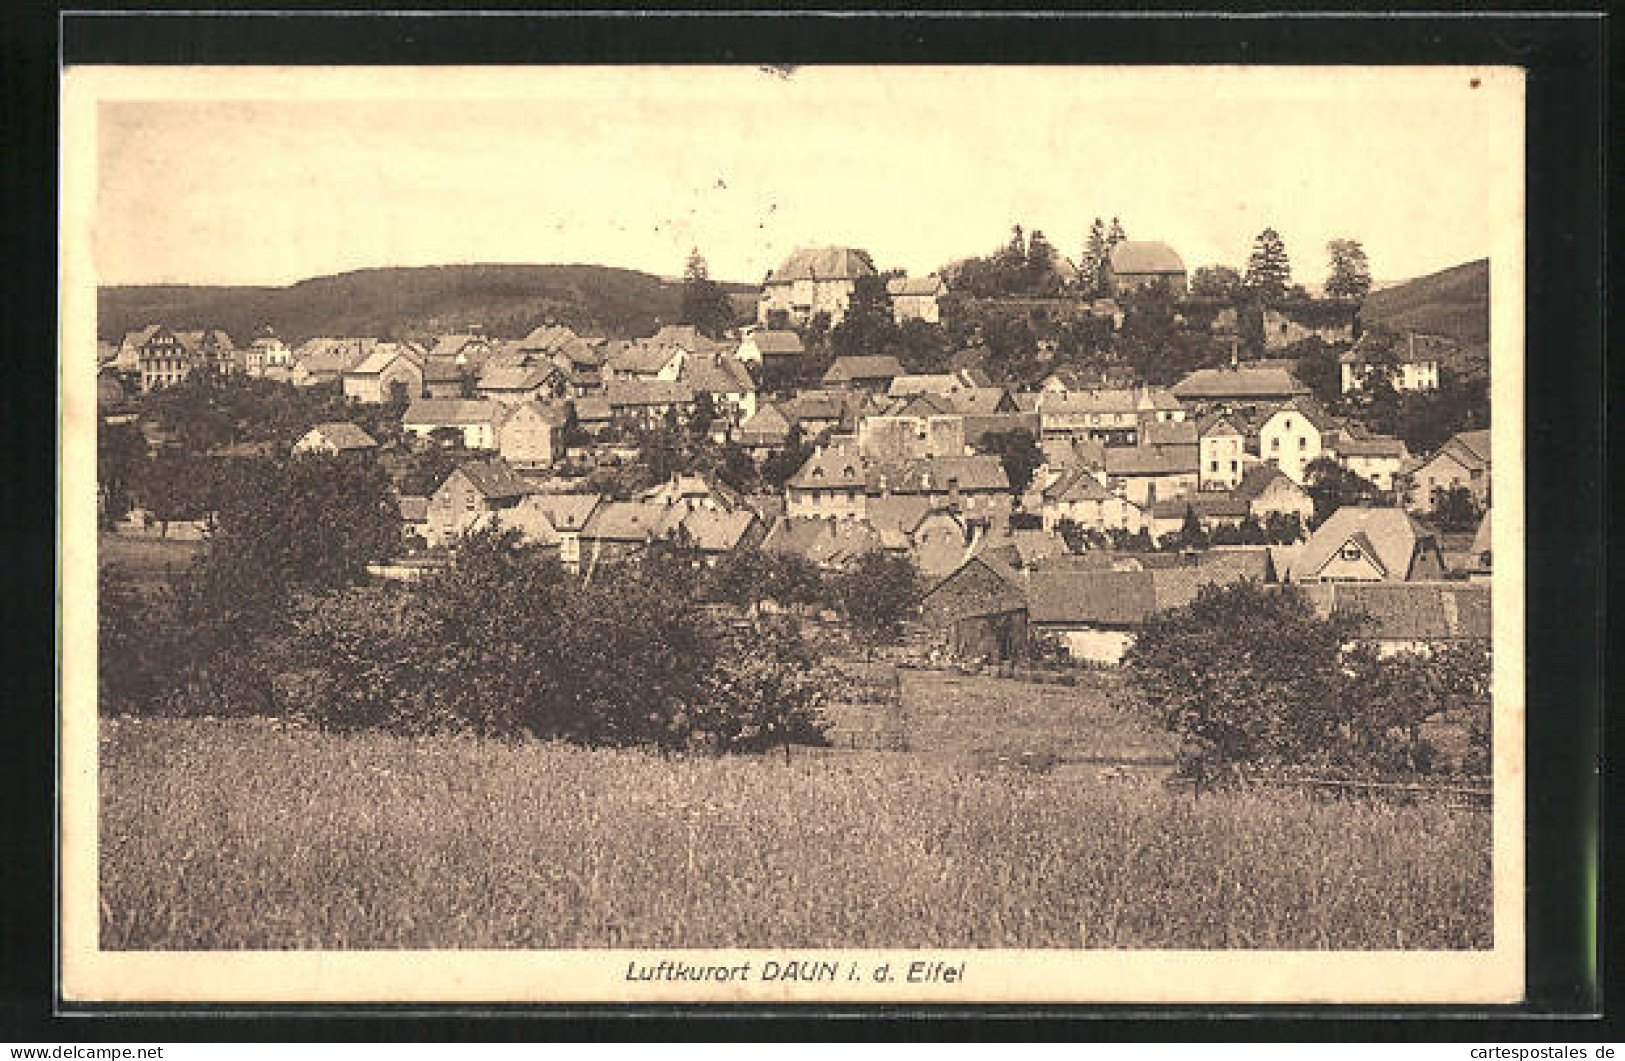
[1125,580,1490,781]
[283,529,830,751]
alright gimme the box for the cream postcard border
[58,64,1527,1005]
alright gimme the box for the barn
[920,553,1029,662]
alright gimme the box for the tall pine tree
[1243,228,1293,301]
[679,248,735,338]
[1082,218,1108,296]
[1324,238,1373,300]
[1106,217,1126,249]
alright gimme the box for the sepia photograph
[59,63,1526,1004]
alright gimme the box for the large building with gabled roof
[757,246,878,327]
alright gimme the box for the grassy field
[100,715,1492,951]
[897,669,1172,767]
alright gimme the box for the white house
[886,275,948,325]
[403,398,502,450]
[757,246,878,327]
[1340,332,1443,394]
[1257,396,1336,485]
[1196,411,1253,492]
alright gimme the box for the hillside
[99,264,756,346]
[1360,258,1489,347]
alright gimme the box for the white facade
[1259,407,1325,485]
[1199,427,1249,491]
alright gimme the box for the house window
[1339,544,1362,562]
[1270,437,1280,452]
[1298,437,1307,450]
[1209,461,1218,472]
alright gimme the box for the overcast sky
[91,66,1511,289]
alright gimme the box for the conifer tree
[1243,227,1293,301]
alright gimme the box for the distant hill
[99,264,756,346]
[1360,258,1489,347]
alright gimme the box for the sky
[90,66,1513,289]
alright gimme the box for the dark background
[2,6,1609,1041]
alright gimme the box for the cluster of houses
[100,242,1489,665]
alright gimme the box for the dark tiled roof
[824,355,906,385]
[1303,582,1491,641]
[405,398,500,426]
[1172,365,1309,401]
[605,379,694,408]
[1104,445,1197,478]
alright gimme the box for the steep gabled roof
[501,399,570,429]
[1294,506,1436,582]
[787,442,867,490]
[347,343,421,376]
[682,353,755,395]
[737,402,793,443]
[1047,467,1113,504]
[674,508,757,553]
[1262,394,1338,434]
[521,491,602,533]
[1232,462,1303,503]
[1450,428,1492,466]
[766,246,879,283]
[453,458,534,500]
[605,339,685,376]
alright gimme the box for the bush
[690,617,830,753]
[1125,581,1353,777]
[1127,581,1491,781]
[286,528,829,752]
[832,552,921,644]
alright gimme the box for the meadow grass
[895,669,1172,766]
[99,716,1491,951]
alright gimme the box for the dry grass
[99,716,1492,951]
[898,669,1173,766]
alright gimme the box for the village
[98,231,1492,669]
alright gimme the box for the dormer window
[1339,543,1362,561]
